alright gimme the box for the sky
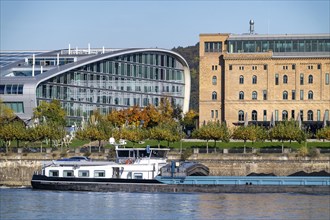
[0,0,329,50]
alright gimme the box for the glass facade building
[228,34,330,53]
[0,48,190,124]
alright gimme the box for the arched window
[238,110,244,121]
[307,110,313,121]
[308,75,313,84]
[239,91,244,100]
[283,91,288,100]
[252,110,257,121]
[282,110,288,121]
[239,75,244,84]
[325,110,329,121]
[252,91,257,100]
[212,91,217,100]
[300,73,304,85]
[252,75,257,84]
[212,76,217,85]
[283,75,288,84]
[308,91,313,100]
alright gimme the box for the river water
[0,187,329,220]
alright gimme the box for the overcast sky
[1,0,329,50]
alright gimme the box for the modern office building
[0,47,191,124]
[199,22,330,129]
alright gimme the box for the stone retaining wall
[1,154,329,186]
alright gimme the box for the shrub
[298,146,309,157]
[308,148,320,158]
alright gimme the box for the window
[318,64,321,69]
[308,75,313,84]
[300,74,304,85]
[275,110,279,121]
[252,91,257,100]
[78,170,89,177]
[307,110,313,121]
[239,66,244,70]
[49,170,59,177]
[308,91,313,100]
[239,75,244,84]
[292,90,296,100]
[283,66,288,70]
[264,65,268,70]
[252,110,257,121]
[252,75,257,84]
[134,173,143,179]
[308,65,313,70]
[239,91,244,100]
[283,75,288,84]
[291,110,295,119]
[325,110,329,121]
[238,110,244,121]
[94,170,105,177]
[326,73,330,85]
[211,110,214,118]
[283,91,288,100]
[263,90,267,100]
[212,65,218,71]
[275,74,279,85]
[63,170,74,177]
[292,64,296,70]
[205,42,222,52]
[212,91,217,100]
[212,76,217,85]
[4,102,24,113]
[252,66,257,70]
[229,65,232,70]
[300,90,304,100]
[300,110,304,121]
[263,110,267,121]
[215,110,218,118]
[282,110,288,121]
[317,110,321,121]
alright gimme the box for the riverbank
[1,152,329,187]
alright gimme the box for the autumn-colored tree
[140,104,161,128]
[182,109,199,132]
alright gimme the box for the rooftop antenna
[249,19,255,35]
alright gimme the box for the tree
[149,123,172,148]
[0,121,27,153]
[0,99,15,125]
[192,121,229,153]
[269,120,306,153]
[231,126,252,153]
[33,100,66,126]
[182,110,199,134]
[114,127,147,147]
[316,126,330,141]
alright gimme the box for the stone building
[199,27,330,129]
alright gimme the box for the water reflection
[0,188,329,220]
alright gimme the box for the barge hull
[31,181,330,194]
